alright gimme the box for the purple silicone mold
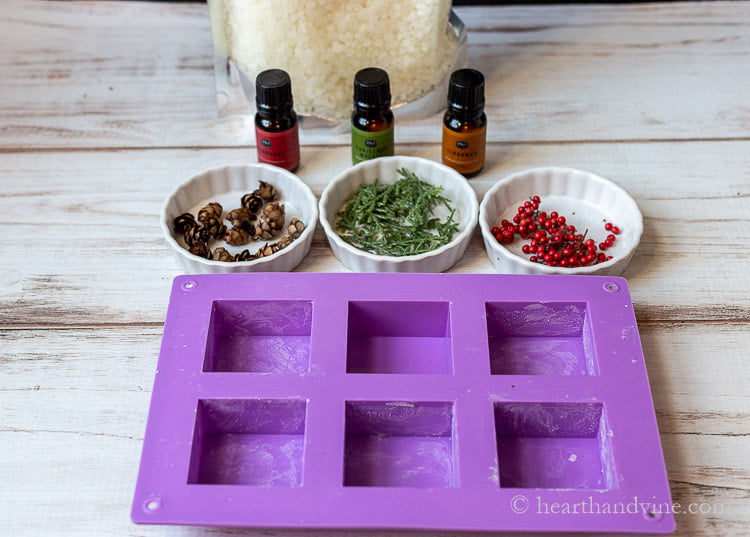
[132,273,674,533]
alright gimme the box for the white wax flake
[568,454,578,463]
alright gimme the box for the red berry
[611,226,621,235]
[605,222,613,231]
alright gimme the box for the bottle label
[255,124,300,171]
[351,125,394,164]
[442,125,486,176]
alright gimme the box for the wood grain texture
[0,142,748,326]
[0,1,749,149]
[0,324,747,536]
[1,1,748,536]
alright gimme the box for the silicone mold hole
[486,302,597,376]
[344,401,456,487]
[204,300,312,373]
[144,498,162,512]
[188,399,307,486]
[346,301,452,374]
[493,402,615,489]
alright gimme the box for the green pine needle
[334,167,460,256]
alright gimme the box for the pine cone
[287,218,305,239]
[203,217,226,239]
[226,207,256,222]
[255,243,277,258]
[197,202,223,223]
[233,249,257,262]
[231,218,253,232]
[253,181,278,201]
[254,202,285,240]
[173,212,197,234]
[241,193,263,213]
[184,225,210,246]
[225,227,250,246]
[188,241,210,258]
[211,247,234,262]
[275,235,294,250]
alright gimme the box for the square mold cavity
[204,300,312,373]
[344,401,456,487]
[346,301,452,374]
[486,302,597,376]
[494,402,614,489]
[188,399,307,486]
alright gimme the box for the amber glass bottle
[442,68,486,178]
[351,67,395,164]
[255,69,300,172]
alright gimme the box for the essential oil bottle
[442,68,486,177]
[351,67,394,164]
[255,69,300,172]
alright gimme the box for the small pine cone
[173,212,197,234]
[226,207,255,222]
[211,247,234,262]
[188,241,210,259]
[225,226,250,246]
[287,218,305,239]
[253,180,278,201]
[197,202,223,223]
[203,216,227,239]
[256,243,277,258]
[255,202,285,240]
[184,225,210,246]
[233,249,256,262]
[241,193,263,213]
[231,218,253,232]
[276,236,294,250]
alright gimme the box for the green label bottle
[351,67,395,164]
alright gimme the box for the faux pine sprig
[335,168,459,256]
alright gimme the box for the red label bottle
[255,69,300,172]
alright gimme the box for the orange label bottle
[441,69,486,178]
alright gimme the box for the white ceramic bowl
[161,164,317,273]
[479,167,643,275]
[319,156,479,272]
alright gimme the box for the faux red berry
[494,195,623,269]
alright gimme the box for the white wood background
[1,1,748,536]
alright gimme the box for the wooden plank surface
[1,142,749,326]
[1,1,749,149]
[1,324,748,536]
[0,1,748,536]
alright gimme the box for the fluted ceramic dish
[479,167,643,276]
[161,164,317,273]
[319,156,479,273]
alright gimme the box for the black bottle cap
[353,67,391,111]
[256,69,294,111]
[447,68,485,114]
